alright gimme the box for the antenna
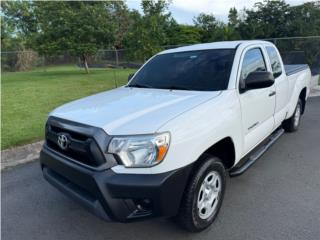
[113,69,118,88]
[113,47,119,88]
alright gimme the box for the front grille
[46,124,106,167]
[50,125,88,141]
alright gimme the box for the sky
[126,0,316,24]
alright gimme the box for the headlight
[108,132,170,167]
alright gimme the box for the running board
[229,128,285,177]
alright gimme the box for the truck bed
[285,64,309,76]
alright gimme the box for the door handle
[269,91,276,97]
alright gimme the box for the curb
[310,75,320,97]
[310,85,320,98]
[1,141,44,170]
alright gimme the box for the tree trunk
[82,54,89,74]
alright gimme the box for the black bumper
[40,146,192,222]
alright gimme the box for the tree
[1,1,36,50]
[1,1,37,38]
[1,1,35,71]
[1,15,15,50]
[228,7,239,27]
[285,2,320,67]
[226,7,241,40]
[111,1,131,50]
[289,1,320,36]
[166,23,201,45]
[1,15,18,71]
[32,1,118,73]
[239,0,291,39]
[193,13,222,42]
[2,1,121,73]
[194,13,237,42]
[124,0,173,61]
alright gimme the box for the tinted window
[128,49,235,91]
[241,48,266,81]
[266,46,282,78]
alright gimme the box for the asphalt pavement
[2,97,320,240]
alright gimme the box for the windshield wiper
[162,86,192,91]
[127,83,153,89]
[128,84,192,90]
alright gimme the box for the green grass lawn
[1,65,135,149]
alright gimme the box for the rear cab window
[266,46,282,78]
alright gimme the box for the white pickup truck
[40,40,311,232]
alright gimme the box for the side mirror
[128,73,134,82]
[244,71,274,90]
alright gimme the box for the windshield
[128,49,235,91]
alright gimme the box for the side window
[266,46,282,78]
[241,48,267,81]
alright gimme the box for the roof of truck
[159,40,271,54]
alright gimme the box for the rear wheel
[176,155,226,232]
[283,99,302,132]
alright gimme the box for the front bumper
[40,145,192,222]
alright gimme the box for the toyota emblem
[57,133,69,150]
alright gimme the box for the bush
[15,50,39,71]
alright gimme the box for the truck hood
[50,87,221,135]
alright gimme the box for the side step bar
[229,128,284,177]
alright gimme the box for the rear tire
[283,99,302,132]
[176,155,226,232]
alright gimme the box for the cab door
[238,47,276,154]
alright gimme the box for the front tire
[283,99,302,132]
[176,155,226,232]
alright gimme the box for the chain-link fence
[1,36,320,75]
[267,36,320,75]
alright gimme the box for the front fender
[153,90,243,173]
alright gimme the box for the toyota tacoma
[40,40,311,232]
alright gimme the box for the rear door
[265,45,288,128]
[238,46,276,154]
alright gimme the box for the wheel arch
[195,137,236,170]
[299,87,307,114]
